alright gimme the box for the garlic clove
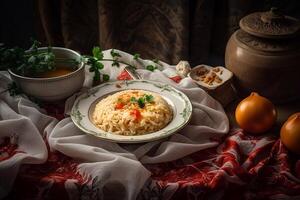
[176,61,191,77]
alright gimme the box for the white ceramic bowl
[8,47,85,101]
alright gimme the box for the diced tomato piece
[130,109,142,121]
[169,75,182,83]
[115,102,124,109]
[117,70,132,80]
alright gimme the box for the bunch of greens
[0,40,162,96]
[84,47,141,84]
[83,47,109,83]
[84,47,162,84]
[0,41,78,77]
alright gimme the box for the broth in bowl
[38,67,75,78]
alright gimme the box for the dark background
[1,0,300,66]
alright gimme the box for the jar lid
[236,30,300,52]
[239,7,300,39]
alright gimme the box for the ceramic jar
[225,8,300,103]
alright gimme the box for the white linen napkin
[0,72,57,199]
[0,49,229,200]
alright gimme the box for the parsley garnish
[110,49,121,58]
[92,46,103,60]
[130,94,154,108]
[84,47,138,85]
[102,74,110,82]
[133,53,140,60]
[137,98,145,108]
[130,97,137,102]
[146,65,157,72]
[145,94,154,102]
[112,61,120,67]
[0,40,80,77]
[110,49,121,67]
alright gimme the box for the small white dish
[71,80,192,143]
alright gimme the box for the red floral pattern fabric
[0,137,24,162]
[2,127,300,199]
[169,75,182,83]
[117,70,133,81]
[4,128,300,199]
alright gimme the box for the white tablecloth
[0,50,229,199]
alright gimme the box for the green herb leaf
[110,49,121,58]
[145,94,154,102]
[95,61,104,69]
[146,65,157,72]
[102,74,110,81]
[130,97,137,102]
[28,56,36,64]
[92,47,103,60]
[133,53,140,60]
[0,40,75,78]
[29,40,41,51]
[137,97,145,108]
[112,61,120,67]
[86,57,96,65]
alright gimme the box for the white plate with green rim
[71,80,192,143]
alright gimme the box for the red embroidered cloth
[2,71,300,200]
[5,129,300,199]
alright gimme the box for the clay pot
[225,8,300,103]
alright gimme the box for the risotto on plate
[92,90,173,135]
